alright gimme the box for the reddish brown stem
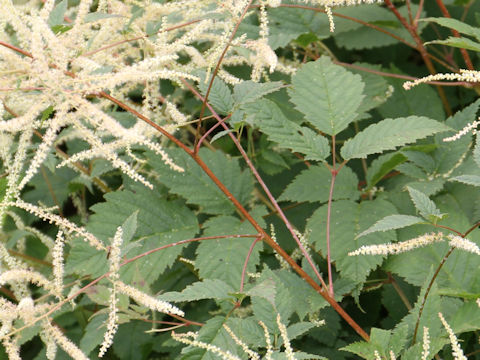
[384,0,452,116]
[335,61,467,86]
[462,220,480,238]
[239,237,261,293]
[435,0,474,70]
[253,4,416,49]
[195,114,232,154]
[434,224,462,236]
[5,234,246,337]
[123,234,259,266]
[0,39,370,342]
[194,0,254,148]
[182,80,328,291]
[326,170,336,297]
[325,135,337,297]
[265,4,457,73]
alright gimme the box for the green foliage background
[1,0,480,359]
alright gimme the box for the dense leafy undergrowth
[1,0,480,359]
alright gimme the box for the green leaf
[146,20,162,36]
[210,129,234,143]
[307,199,397,284]
[356,214,425,239]
[48,0,68,27]
[340,116,450,160]
[195,207,265,288]
[23,167,77,207]
[246,278,276,306]
[426,36,480,52]
[433,99,480,175]
[341,326,408,360]
[385,192,480,289]
[378,70,445,120]
[474,136,480,168]
[121,211,138,245]
[288,56,365,135]
[421,17,480,41]
[406,186,445,222]
[266,6,324,49]
[113,321,152,360]
[367,152,407,189]
[437,288,480,300]
[250,269,295,331]
[279,165,359,203]
[50,24,72,34]
[449,174,480,186]
[232,81,284,106]
[197,73,233,115]
[80,314,108,356]
[251,99,330,161]
[275,269,333,320]
[348,63,391,118]
[334,4,425,50]
[150,148,254,215]
[160,279,235,302]
[0,177,7,203]
[66,183,198,284]
[84,12,123,23]
[180,317,242,359]
[40,105,54,125]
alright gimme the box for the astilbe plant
[1,0,480,359]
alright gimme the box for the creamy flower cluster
[302,0,384,32]
[442,118,480,142]
[404,69,480,90]
[349,232,480,257]
[348,232,444,256]
[172,313,302,360]
[438,312,467,360]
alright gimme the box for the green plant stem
[384,0,452,116]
